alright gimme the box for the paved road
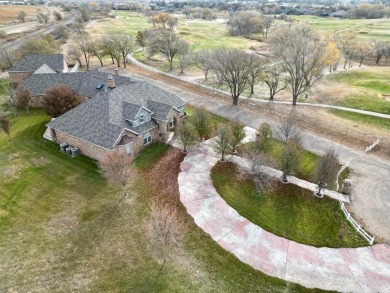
[178,137,390,293]
[0,10,80,52]
[104,68,390,242]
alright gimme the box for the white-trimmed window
[143,132,152,145]
[140,115,144,123]
[169,116,175,128]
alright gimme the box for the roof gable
[9,54,64,72]
[33,64,56,74]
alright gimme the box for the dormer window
[140,115,144,123]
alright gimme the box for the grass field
[293,15,390,41]
[87,11,257,51]
[325,69,390,115]
[0,5,44,24]
[0,109,327,292]
[211,162,366,248]
[329,109,390,130]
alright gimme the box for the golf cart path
[178,136,390,293]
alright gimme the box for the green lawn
[211,162,367,248]
[185,104,231,138]
[293,15,390,41]
[325,70,390,115]
[134,142,170,170]
[0,109,328,292]
[240,139,348,190]
[88,11,257,51]
[329,109,390,130]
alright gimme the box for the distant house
[330,10,347,18]
[23,70,133,106]
[46,79,186,161]
[8,54,70,85]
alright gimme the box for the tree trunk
[26,107,30,115]
[7,133,11,142]
[99,57,104,67]
[204,69,208,81]
[269,88,274,101]
[292,93,298,106]
[232,95,239,105]
[111,55,115,64]
[250,83,254,95]
[153,259,166,290]
[122,53,127,68]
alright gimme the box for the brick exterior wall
[156,109,185,141]
[51,125,160,161]
[9,72,33,86]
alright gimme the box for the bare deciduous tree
[245,141,275,193]
[176,39,190,74]
[0,113,11,142]
[102,36,122,67]
[314,149,339,198]
[247,54,268,96]
[4,83,17,116]
[335,31,357,69]
[177,121,197,153]
[167,16,178,30]
[191,50,211,81]
[280,140,299,183]
[192,107,212,141]
[15,85,31,114]
[0,50,16,72]
[89,39,106,67]
[354,42,372,67]
[275,115,300,144]
[261,65,289,101]
[147,30,182,71]
[229,119,245,154]
[146,199,184,288]
[109,34,134,68]
[68,46,84,68]
[270,24,328,105]
[73,36,92,70]
[262,16,274,37]
[212,124,232,161]
[228,11,262,36]
[98,151,135,202]
[211,48,252,105]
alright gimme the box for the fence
[340,201,375,245]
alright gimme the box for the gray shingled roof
[47,96,124,150]
[47,82,185,150]
[122,102,143,121]
[147,100,173,120]
[9,54,64,72]
[23,71,134,97]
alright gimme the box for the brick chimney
[107,75,116,89]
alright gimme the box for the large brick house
[46,80,186,161]
[8,54,69,85]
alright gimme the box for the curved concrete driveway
[178,139,390,292]
[103,67,390,242]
